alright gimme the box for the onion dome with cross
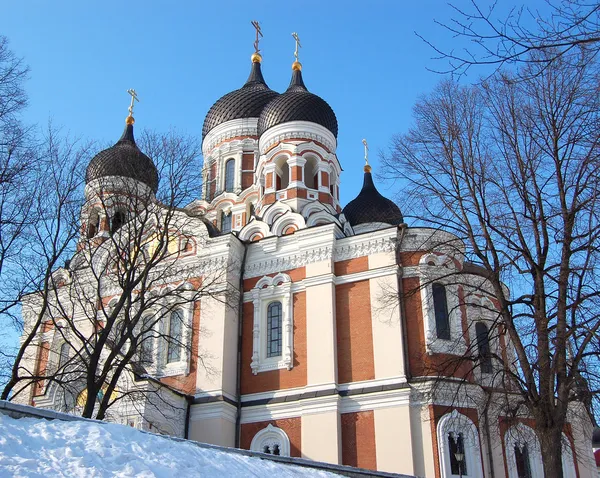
[85,90,159,193]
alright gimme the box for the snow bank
[0,414,340,477]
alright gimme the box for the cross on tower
[362,139,369,165]
[292,32,301,62]
[127,88,139,117]
[251,20,263,54]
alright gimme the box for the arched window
[58,342,70,368]
[250,424,291,457]
[275,157,289,191]
[224,159,235,193]
[87,212,100,238]
[221,211,232,233]
[505,424,544,478]
[167,310,183,363]
[110,211,126,235]
[267,301,282,358]
[475,322,492,373]
[433,283,450,340]
[437,410,483,478]
[304,157,318,189]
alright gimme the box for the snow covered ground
[0,413,341,477]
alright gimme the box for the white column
[287,155,306,189]
[234,151,243,192]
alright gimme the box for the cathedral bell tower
[198,21,279,233]
[255,33,341,216]
[81,90,159,244]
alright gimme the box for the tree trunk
[538,426,564,478]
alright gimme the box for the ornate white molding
[244,246,333,277]
[202,118,259,155]
[333,235,396,262]
[250,273,294,375]
[259,121,336,155]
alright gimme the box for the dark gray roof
[85,123,159,193]
[342,170,403,227]
[257,68,338,138]
[202,61,279,139]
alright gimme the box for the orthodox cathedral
[15,31,597,478]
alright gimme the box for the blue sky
[1,0,526,206]
[0,1,555,384]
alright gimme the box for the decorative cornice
[333,235,396,262]
[259,121,336,155]
[202,118,259,155]
[244,246,332,277]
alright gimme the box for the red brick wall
[334,256,369,276]
[33,341,50,397]
[336,281,375,384]
[341,411,377,469]
[241,292,307,394]
[241,417,302,457]
[403,277,473,380]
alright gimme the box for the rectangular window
[267,301,282,357]
[222,212,232,233]
[515,444,532,478]
[448,432,468,475]
[433,283,451,340]
[476,321,493,373]
[225,159,235,192]
[167,310,182,363]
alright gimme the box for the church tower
[82,91,158,243]
[197,22,279,233]
[255,34,341,219]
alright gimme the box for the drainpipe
[184,395,192,439]
[396,223,411,380]
[234,240,248,448]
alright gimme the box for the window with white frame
[420,254,466,355]
[250,424,290,457]
[475,321,493,373]
[267,301,283,357]
[167,309,183,363]
[433,283,451,340]
[436,410,483,478]
[221,210,232,233]
[224,158,235,193]
[504,424,544,478]
[250,273,293,375]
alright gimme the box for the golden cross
[127,88,139,117]
[292,32,301,62]
[251,20,263,54]
[362,139,369,165]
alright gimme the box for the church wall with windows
[14,29,598,478]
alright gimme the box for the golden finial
[292,32,302,71]
[362,139,372,172]
[251,20,263,63]
[126,88,139,124]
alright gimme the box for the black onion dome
[342,169,403,227]
[257,68,338,138]
[202,61,279,139]
[85,122,159,193]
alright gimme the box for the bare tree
[424,0,600,75]
[4,125,232,427]
[383,48,600,477]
